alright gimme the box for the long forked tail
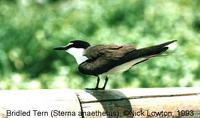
[136,40,177,58]
[127,40,177,67]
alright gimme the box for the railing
[0,87,200,118]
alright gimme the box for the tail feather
[118,40,176,65]
[135,40,177,58]
[155,40,177,48]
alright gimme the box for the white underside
[105,58,146,74]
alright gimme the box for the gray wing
[84,45,136,60]
[78,45,136,75]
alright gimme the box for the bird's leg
[85,76,100,90]
[86,76,107,90]
[95,76,100,90]
[102,76,109,90]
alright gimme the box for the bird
[54,40,176,90]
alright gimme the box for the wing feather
[84,45,136,60]
[79,45,136,75]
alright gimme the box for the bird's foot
[85,87,105,90]
[96,87,105,90]
[85,88,97,90]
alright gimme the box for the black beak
[53,46,67,50]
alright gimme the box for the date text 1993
[177,110,194,117]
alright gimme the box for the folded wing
[79,45,136,75]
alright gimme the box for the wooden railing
[0,87,200,118]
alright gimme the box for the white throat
[66,48,88,64]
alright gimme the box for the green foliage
[0,0,200,89]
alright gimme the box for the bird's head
[54,40,90,51]
[54,40,90,64]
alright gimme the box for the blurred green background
[0,0,200,89]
